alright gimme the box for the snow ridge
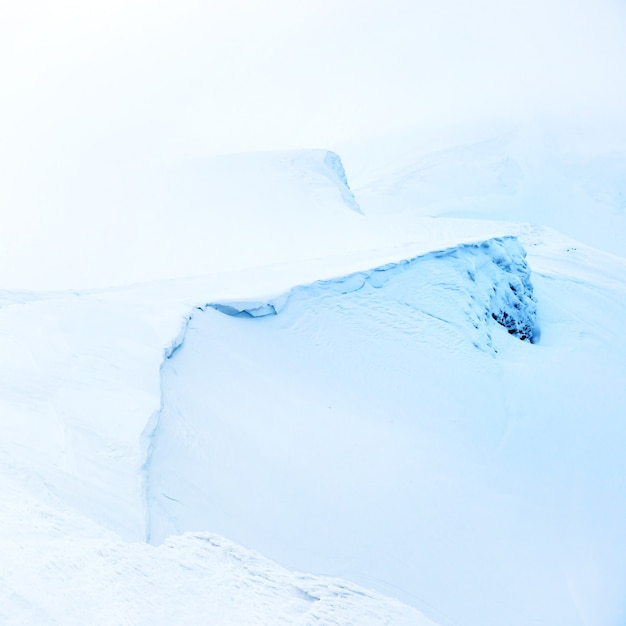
[143,235,536,540]
[141,312,196,543]
[206,236,537,346]
[323,151,363,214]
[140,235,539,620]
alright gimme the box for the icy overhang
[203,236,537,345]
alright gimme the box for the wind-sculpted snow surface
[144,237,551,626]
[2,225,625,626]
[0,469,431,625]
[0,260,443,626]
[204,236,536,344]
[144,232,626,626]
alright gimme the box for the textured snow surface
[203,236,536,343]
[1,138,626,626]
[144,234,626,626]
[0,471,430,626]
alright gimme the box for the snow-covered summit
[0,149,364,291]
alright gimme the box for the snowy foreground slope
[0,470,429,625]
[1,147,626,626]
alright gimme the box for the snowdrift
[145,237,538,549]
[144,234,626,626]
[1,134,626,626]
[203,236,536,343]
[1,226,625,625]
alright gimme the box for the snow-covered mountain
[1,138,625,626]
[0,150,365,291]
[343,119,626,257]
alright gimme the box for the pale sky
[1,0,625,161]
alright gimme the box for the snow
[0,150,365,291]
[0,132,625,626]
[342,118,626,257]
[143,232,626,626]
[0,467,430,626]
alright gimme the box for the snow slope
[1,142,626,626]
[0,470,431,626]
[0,230,527,543]
[0,150,365,291]
[344,119,626,257]
[142,231,626,626]
[1,250,458,624]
